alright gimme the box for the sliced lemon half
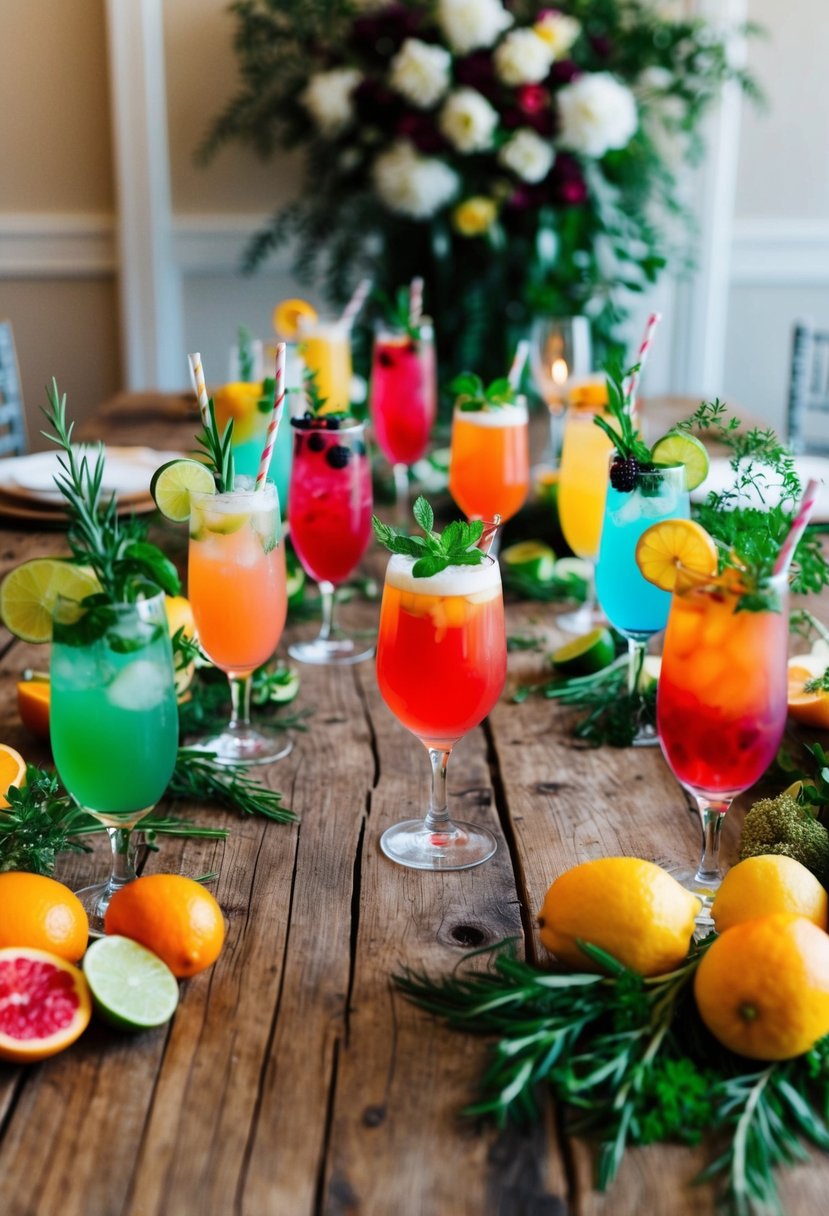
[635,519,718,592]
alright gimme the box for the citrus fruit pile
[0,869,226,1063]
[538,854,829,1061]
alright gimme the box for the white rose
[372,140,460,219]
[437,0,512,55]
[439,88,499,154]
[389,39,452,109]
[534,11,581,58]
[300,68,362,138]
[497,128,555,183]
[556,72,638,158]
[494,30,553,86]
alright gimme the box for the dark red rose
[454,51,499,101]
[550,60,581,86]
[549,153,587,206]
[396,112,449,155]
[351,5,424,63]
[517,84,548,115]
[354,78,403,126]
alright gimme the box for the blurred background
[0,0,827,444]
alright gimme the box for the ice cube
[106,659,169,711]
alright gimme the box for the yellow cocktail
[557,384,613,560]
[297,315,352,413]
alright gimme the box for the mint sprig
[372,496,486,578]
[592,361,651,463]
[376,284,423,342]
[450,371,515,413]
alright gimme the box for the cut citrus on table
[104,874,226,978]
[711,855,828,932]
[273,298,318,340]
[0,558,101,643]
[16,676,51,740]
[555,556,592,584]
[0,744,26,808]
[502,540,556,582]
[551,627,615,675]
[694,914,829,1059]
[635,519,718,592]
[787,655,829,729]
[537,857,701,977]
[650,431,710,490]
[83,935,179,1030]
[0,947,92,1062]
[164,595,197,697]
[0,872,89,961]
[150,459,215,522]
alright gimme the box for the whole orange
[104,874,225,978]
[694,914,829,1059]
[0,872,89,962]
[16,679,51,740]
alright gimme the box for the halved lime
[286,558,306,605]
[555,557,593,584]
[502,541,556,582]
[650,431,709,491]
[83,935,179,1031]
[638,655,662,692]
[150,459,215,522]
[204,511,247,536]
[551,627,616,675]
[0,559,101,643]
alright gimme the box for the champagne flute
[529,316,592,464]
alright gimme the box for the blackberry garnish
[308,432,326,453]
[326,445,351,469]
[610,456,640,492]
[378,351,395,368]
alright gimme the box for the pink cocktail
[369,322,437,517]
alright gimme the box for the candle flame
[551,358,568,386]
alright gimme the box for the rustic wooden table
[0,394,826,1215]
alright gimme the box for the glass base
[75,879,122,938]
[188,726,293,767]
[631,722,660,748]
[380,818,497,871]
[288,636,375,666]
[557,602,606,635]
[664,863,721,936]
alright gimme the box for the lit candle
[551,357,569,386]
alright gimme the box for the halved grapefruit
[0,947,92,1063]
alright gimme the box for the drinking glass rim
[673,561,790,597]
[189,481,279,505]
[290,416,366,434]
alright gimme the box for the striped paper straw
[255,342,287,491]
[507,339,529,390]
[409,276,424,326]
[624,312,662,412]
[188,352,211,428]
[477,514,502,555]
[341,277,372,327]
[773,477,820,575]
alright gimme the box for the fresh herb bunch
[377,285,425,342]
[43,380,180,601]
[170,749,294,823]
[195,399,235,492]
[373,496,486,578]
[450,371,516,413]
[592,362,652,491]
[396,941,829,1215]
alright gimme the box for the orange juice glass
[188,482,290,764]
[297,315,352,412]
[376,554,506,870]
[448,400,530,525]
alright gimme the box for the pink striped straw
[255,342,287,491]
[409,276,424,326]
[773,477,821,576]
[477,515,502,555]
[507,339,529,390]
[624,312,662,412]
[188,352,211,428]
[340,277,372,327]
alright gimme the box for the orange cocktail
[448,401,529,524]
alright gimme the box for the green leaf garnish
[372,495,486,577]
[450,371,516,413]
[375,284,425,342]
[592,359,651,463]
[195,398,235,493]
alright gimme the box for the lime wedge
[285,555,306,605]
[551,627,616,675]
[638,655,662,693]
[0,559,101,643]
[83,935,179,1030]
[650,431,709,491]
[554,557,593,584]
[502,541,556,582]
[150,459,215,522]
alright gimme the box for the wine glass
[288,416,374,665]
[376,553,506,870]
[187,480,291,764]
[658,566,789,906]
[529,316,592,463]
[50,588,179,934]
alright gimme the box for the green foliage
[195,398,236,492]
[592,360,651,463]
[738,792,829,887]
[372,495,486,578]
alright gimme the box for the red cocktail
[369,322,437,517]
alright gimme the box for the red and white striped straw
[507,339,529,390]
[255,342,287,491]
[773,477,820,576]
[624,312,662,412]
[188,352,211,428]
[340,277,372,327]
[409,276,424,326]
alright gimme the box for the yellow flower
[452,196,498,237]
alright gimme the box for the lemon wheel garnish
[272,298,318,340]
[0,559,102,644]
[634,519,718,592]
[150,459,216,522]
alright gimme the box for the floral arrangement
[202,0,757,383]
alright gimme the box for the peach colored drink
[448,402,530,524]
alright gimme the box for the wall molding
[730,220,829,285]
[0,214,116,276]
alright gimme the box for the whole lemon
[694,914,829,1059]
[537,857,701,976]
[712,855,828,933]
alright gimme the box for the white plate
[0,447,184,504]
[690,455,829,522]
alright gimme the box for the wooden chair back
[0,321,28,457]
[787,319,829,454]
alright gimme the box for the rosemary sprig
[514,654,656,748]
[592,362,651,464]
[238,324,255,382]
[194,399,235,492]
[170,749,294,822]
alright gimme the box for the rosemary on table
[514,654,657,749]
[170,749,294,823]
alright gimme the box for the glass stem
[424,748,452,834]
[318,580,336,641]
[694,797,732,888]
[393,463,409,524]
[229,673,253,731]
[627,638,647,698]
[107,827,136,891]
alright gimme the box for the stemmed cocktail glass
[529,316,592,464]
[376,553,506,870]
[188,481,291,764]
[448,396,529,548]
[288,417,373,664]
[51,588,179,934]
[658,566,789,901]
[370,319,437,521]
